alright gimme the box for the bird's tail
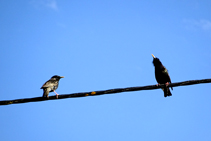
[42,88,49,98]
[162,87,172,97]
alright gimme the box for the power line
[0,78,210,106]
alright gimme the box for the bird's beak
[151,54,156,58]
[60,76,64,78]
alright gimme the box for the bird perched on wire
[41,75,64,99]
[152,54,173,97]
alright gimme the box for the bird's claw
[165,82,169,86]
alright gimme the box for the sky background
[0,0,211,140]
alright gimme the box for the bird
[152,54,173,97]
[41,75,64,99]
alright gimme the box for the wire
[0,78,210,106]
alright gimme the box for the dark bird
[41,75,64,99]
[152,54,173,97]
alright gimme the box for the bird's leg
[53,90,59,99]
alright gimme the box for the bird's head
[51,75,65,80]
[151,54,162,67]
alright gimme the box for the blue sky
[0,0,211,140]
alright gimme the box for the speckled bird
[152,54,173,97]
[41,75,64,98]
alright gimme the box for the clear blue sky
[1,0,211,140]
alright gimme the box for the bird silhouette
[152,54,173,97]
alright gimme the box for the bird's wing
[163,67,173,90]
[40,80,55,89]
